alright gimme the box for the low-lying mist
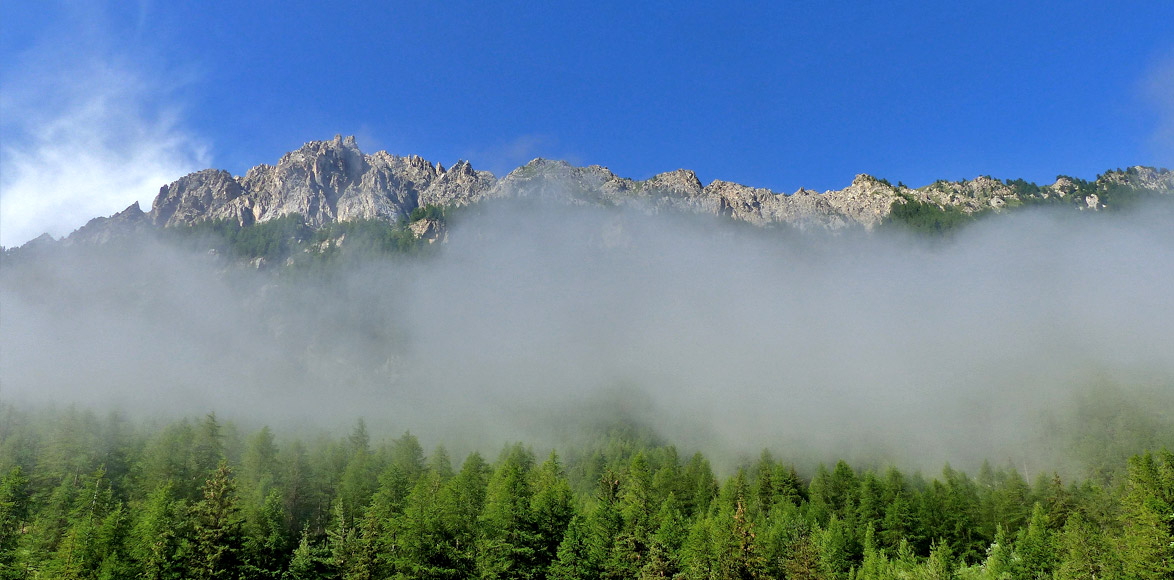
[4,199,1174,475]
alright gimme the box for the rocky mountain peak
[645,169,703,196]
[67,201,150,245]
[150,169,244,227]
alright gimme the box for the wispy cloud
[0,4,208,247]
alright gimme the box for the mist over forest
[5,197,1174,475]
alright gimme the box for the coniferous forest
[5,187,1174,579]
[0,405,1172,580]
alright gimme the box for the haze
[3,199,1173,473]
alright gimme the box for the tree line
[0,406,1171,579]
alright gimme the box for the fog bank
[4,201,1174,472]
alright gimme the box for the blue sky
[2,0,1173,246]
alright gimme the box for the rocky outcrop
[1097,166,1174,192]
[912,176,1019,212]
[147,135,498,230]
[409,218,447,243]
[233,136,443,227]
[489,159,634,204]
[151,169,245,227]
[419,160,496,207]
[821,175,903,229]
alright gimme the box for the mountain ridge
[17,135,1174,248]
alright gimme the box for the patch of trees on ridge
[165,205,450,266]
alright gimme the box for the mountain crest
[51,135,1166,248]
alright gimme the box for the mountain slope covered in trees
[1,407,1172,579]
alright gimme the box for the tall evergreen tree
[0,467,30,579]
[530,452,573,574]
[1054,511,1115,580]
[1117,449,1174,579]
[130,482,189,580]
[1016,503,1056,579]
[477,445,538,580]
[549,514,594,580]
[189,461,245,580]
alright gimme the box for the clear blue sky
[2,0,1173,245]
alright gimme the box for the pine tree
[549,514,594,580]
[828,461,860,521]
[326,500,358,578]
[242,489,290,579]
[589,470,624,580]
[191,414,225,483]
[990,467,1031,536]
[682,453,717,518]
[391,469,464,579]
[390,431,426,484]
[612,453,654,578]
[477,445,538,580]
[139,421,197,501]
[982,525,1016,580]
[1117,450,1174,579]
[1016,503,1054,579]
[923,540,955,580]
[0,467,30,579]
[240,426,281,511]
[48,468,122,579]
[819,516,852,580]
[189,461,245,580]
[530,452,573,574]
[337,450,377,527]
[678,514,714,580]
[752,450,776,519]
[1054,512,1115,580]
[855,473,885,539]
[285,528,331,580]
[639,495,686,580]
[448,452,491,577]
[130,482,188,580]
[855,526,890,580]
[780,530,821,580]
[714,496,766,580]
[880,491,915,552]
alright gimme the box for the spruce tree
[190,461,245,580]
[477,445,538,580]
[130,482,188,580]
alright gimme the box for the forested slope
[0,407,1171,579]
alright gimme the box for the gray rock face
[65,202,151,245]
[148,135,494,230]
[235,135,437,227]
[419,160,496,208]
[138,135,1174,238]
[912,175,1019,212]
[409,218,447,243]
[1098,166,1174,191]
[821,175,903,229]
[151,169,244,227]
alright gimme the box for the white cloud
[0,9,208,247]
